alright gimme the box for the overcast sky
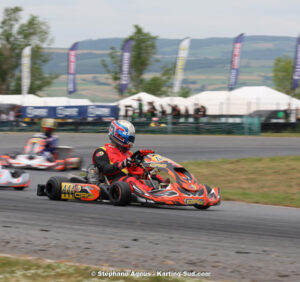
[0,0,300,48]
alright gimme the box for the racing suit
[33,133,58,162]
[92,143,154,192]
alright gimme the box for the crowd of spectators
[122,98,207,123]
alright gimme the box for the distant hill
[39,36,297,102]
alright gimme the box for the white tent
[187,87,300,115]
[0,94,42,106]
[231,86,300,113]
[117,92,162,116]
[0,95,92,106]
[187,91,248,115]
[40,97,92,106]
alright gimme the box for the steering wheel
[131,150,154,166]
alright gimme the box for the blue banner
[68,42,79,94]
[22,105,119,119]
[229,33,244,91]
[292,35,300,90]
[120,39,133,95]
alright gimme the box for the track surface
[0,133,300,281]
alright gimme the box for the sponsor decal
[184,199,205,205]
[56,106,79,118]
[96,151,104,157]
[26,107,48,118]
[149,163,167,168]
[87,106,111,117]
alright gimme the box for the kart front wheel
[46,176,69,200]
[194,205,210,210]
[109,182,131,206]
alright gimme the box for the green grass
[0,256,206,282]
[182,156,300,207]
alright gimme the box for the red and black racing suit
[92,143,154,192]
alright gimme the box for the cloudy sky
[0,0,299,48]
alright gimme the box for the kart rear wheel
[194,205,210,210]
[46,176,69,200]
[109,182,131,206]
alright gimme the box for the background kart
[37,150,221,209]
[0,135,81,171]
[0,165,30,190]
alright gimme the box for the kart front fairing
[131,153,220,207]
[0,166,30,188]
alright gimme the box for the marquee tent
[230,86,300,112]
[0,95,92,106]
[187,87,300,115]
[0,94,42,106]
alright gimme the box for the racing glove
[117,157,133,170]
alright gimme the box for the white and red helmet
[109,120,135,150]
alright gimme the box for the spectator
[199,105,207,117]
[193,103,201,122]
[146,101,157,120]
[0,111,7,121]
[133,97,143,119]
[184,106,189,122]
[124,105,132,120]
[171,104,181,121]
[160,104,167,120]
[296,108,300,123]
[8,108,15,121]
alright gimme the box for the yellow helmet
[41,118,57,132]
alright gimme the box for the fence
[0,116,261,135]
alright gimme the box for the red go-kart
[37,150,221,209]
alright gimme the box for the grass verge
[0,255,207,282]
[182,156,300,208]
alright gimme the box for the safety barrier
[0,117,261,135]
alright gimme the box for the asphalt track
[0,133,300,281]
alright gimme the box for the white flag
[22,46,32,96]
[173,37,191,94]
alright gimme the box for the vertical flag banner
[22,46,32,96]
[173,37,191,94]
[229,33,244,91]
[120,39,133,94]
[292,35,300,90]
[68,42,78,94]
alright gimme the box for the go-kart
[0,134,81,171]
[0,165,30,190]
[37,150,221,209]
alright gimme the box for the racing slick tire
[46,176,69,200]
[109,182,131,206]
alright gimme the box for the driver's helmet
[41,118,57,134]
[108,120,135,151]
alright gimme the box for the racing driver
[38,118,59,162]
[92,120,167,192]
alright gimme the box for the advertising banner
[173,37,191,94]
[22,46,32,96]
[228,33,244,91]
[22,105,119,119]
[120,40,133,95]
[68,42,79,94]
[292,35,300,90]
